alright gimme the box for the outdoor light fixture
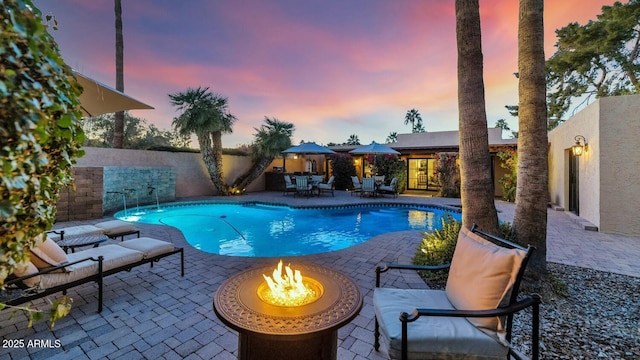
[572,135,587,156]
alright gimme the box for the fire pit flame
[259,260,322,307]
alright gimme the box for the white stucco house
[548,94,640,236]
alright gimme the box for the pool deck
[2,191,639,359]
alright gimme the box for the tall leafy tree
[455,0,499,233]
[515,0,548,291]
[231,117,294,192]
[404,108,424,133]
[346,134,360,145]
[546,0,640,122]
[169,87,236,194]
[113,0,124,148]
[385,131,398,143]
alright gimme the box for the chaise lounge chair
[5,232,184,313]
[48,219,140,242]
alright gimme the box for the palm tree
[113,0,124,148]
[455,0,499,233]
[346,134,360,145]
[169,87,236,194]
[514,0,548,291]
[404,108,423,133]
[386,131,398,143]
[231,117,294,192]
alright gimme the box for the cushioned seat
[40,245,144,289]
[373,288,507,359]
[48,220,137,241]
[118,237,176,258]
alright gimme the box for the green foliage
[497,150,518,202]
[83,113,189,149]
[370,154,407,193]
[1,0,84,286]
[404,108,425,133]
[329,153,357,190]
[432,152,460,198]
[1,0,82,326]
[546,0,640,122]
[250,117,294,162]
[385,132,398,143]
[413,214,462,288]
[346,134,360,145]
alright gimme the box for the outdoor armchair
[378,177,398,198]
[317,176,335,196]
[283,175,297,195]
[351,176,362,196]
[373,225,540,360]
[361,177,376,197]
[294,176,313,197]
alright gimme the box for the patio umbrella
[282,142,335,173]
[74,71,154,117]
[349,141,400,155]
[282,142,336,155]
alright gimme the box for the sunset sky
[36,0,615,147]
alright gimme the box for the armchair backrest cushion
[326,176,334,185]
[284,175,293,186]
[362,177,375,191]
[445,226,526,330]
[29,233,68,269]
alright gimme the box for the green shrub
[412,214,462,288]
[497,150,517,202]
[432,152,460,197]
[371,154,407,193]
[329,153,357,190]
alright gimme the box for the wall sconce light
[572,135,587,156]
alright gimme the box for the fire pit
[213,261,363,360]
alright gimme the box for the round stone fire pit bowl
[213,262,363,360]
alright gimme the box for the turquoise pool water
[114,202,461,257]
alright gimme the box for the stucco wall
[598,96,640,235]
[75,147,268,197]
[548,94,640,236]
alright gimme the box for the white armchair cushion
[445,227,526,330]
[373,288,508,359]
[12,261,41,288]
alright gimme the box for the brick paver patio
[1,191,638,359]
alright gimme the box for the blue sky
[36,0,614,147]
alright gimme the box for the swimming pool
[114,202,461,257]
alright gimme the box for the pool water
[115,202,461,257]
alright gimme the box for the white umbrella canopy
[74,71,154,117]
[349,141,400,155]
[282,142,336,155]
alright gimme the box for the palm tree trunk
[231,156,275,191]
[455,0,499,234]
[113,0,124,149]
[514,0,548,290]
[209,131,230,194]
[197,131,229,195]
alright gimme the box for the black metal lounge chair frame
[3,247,184,313]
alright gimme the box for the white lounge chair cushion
[94,220,136,235]
[12,261,41,288]
[118,237,175,258]
[29,233,68,269]
[39,245,144,289]
[445,227,526,330]
[373,288,507,359]
[47,225,103,241]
